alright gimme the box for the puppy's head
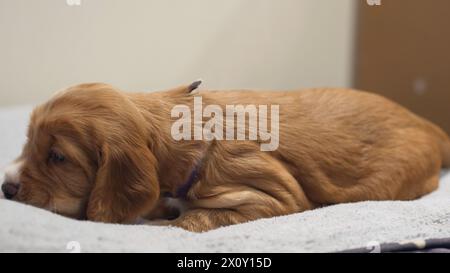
[1,83,160,223]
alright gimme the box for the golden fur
[9,83,450,232]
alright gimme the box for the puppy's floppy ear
[67,85,161,223]
[87,140,160,223]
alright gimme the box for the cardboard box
[355,0,450,134]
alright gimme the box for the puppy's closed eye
[48,150,66,164]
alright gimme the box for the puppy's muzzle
[1,181,20,199]
[1,159,24,200]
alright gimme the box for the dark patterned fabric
[340,238,450,253]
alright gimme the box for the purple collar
[165,143,211,200]
[163,161,202,200]
[175,163,201,199]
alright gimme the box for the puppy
[2,82,449,232]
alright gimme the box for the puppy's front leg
[157,152,312,232]
[169,208,251,232]
[142,206,247,231]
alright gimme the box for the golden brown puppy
[1,82,449,232]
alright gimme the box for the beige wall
[0,0,356,106]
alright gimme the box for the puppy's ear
[87,141,160,223]
[166,79,203,95]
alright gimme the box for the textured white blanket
[1,106,449,253]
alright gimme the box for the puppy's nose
[1,182,20,199]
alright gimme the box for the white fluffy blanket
[1,106,449,253]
